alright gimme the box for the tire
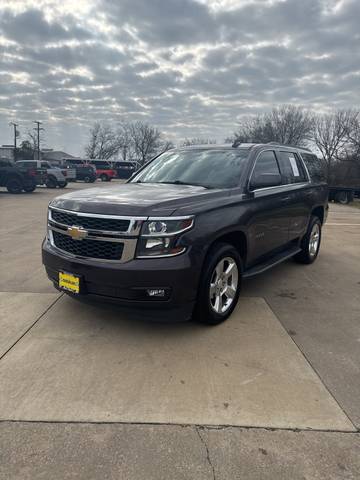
[84,176,91,183]
[23,184,36,193]
[6,177,23,194]
[100,174,108,182]
[193,242,242,325]
[294,216,322,264]
[335,191,350,205]
[46,176,57,189]
[58,181,67,188]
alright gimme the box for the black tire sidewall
[46,176,57,188]
[194,243,243,325]
[100,174,108,182]
[6,178,23,194]
[297,216,322,264]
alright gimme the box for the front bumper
[42,239,200,321]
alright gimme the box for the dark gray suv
[42,143,328,324]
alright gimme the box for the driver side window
[250,150,281,188]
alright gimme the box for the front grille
[51,210,130,232]
[52,231,124,260]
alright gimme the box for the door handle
[281,196,291,202]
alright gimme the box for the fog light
[147,289,166,297]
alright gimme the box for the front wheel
[294,216,322,264]
[193,243,242,325]
[100,174,108,182]
[58,181,67,188]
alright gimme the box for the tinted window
[278,152,307,183]
[252,150,280,179]
[132,149,250,189]
[301,153,327,183]
[41,162,50,168]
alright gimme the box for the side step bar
[243,246,302,279]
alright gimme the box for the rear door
[246,150,290,264]
[277,151,311,241]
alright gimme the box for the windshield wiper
[158,180,211,189]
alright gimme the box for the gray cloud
[0,0,359,155]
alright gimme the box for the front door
[246,150,290,265]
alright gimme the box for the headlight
[136,216,194,258]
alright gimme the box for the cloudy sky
[0,0,359,156]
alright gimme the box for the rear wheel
[6,177,23,194]
[193,243,242,325]
[294,216,322,264]
[23,183,36,193]
[46,176,57,188]
[58,181,67,188]
[84,176,91,183]
[335,191,350,204]
[100,174,108,182]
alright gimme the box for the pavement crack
[196,426,216,480]
[0,293,63,362]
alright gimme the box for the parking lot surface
[1,183,360,479]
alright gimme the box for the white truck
[16,160,75,188]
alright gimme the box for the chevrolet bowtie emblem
[67,225,88,240]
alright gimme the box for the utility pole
[33,120,44,160]
[9,122,19,161]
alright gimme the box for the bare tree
[346,113,360,155]
[312,110,358,177]
[85,123,120,160]
[234,105,314,146]
[127,121,162,166]
[117,123,134,161]
[181,138,217,147]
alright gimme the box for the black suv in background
[43,143,328,324]
[0,158,44,193]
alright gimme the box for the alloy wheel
[209,257,239,314]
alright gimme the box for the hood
[50,182,229,216]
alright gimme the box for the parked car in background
[0,158,42,193]
[72,164,96,183]
[43,142,328,325]
[90,160,117,181]
[114,161,137,179]
[16,160,68,188]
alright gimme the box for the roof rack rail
[266,142,311,152]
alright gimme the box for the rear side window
[301,153,327,183]
[252,150,280,178]
[278,152,307,184]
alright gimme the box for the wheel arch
[208,230,248,267]
[311,205,325,224]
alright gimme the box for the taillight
[28,169,36,176]
[62,171,67,177]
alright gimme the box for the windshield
[131,149,249,189]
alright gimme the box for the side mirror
[249,173,282,190]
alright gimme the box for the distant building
[41,149,76,162]
[0,145,15,161]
